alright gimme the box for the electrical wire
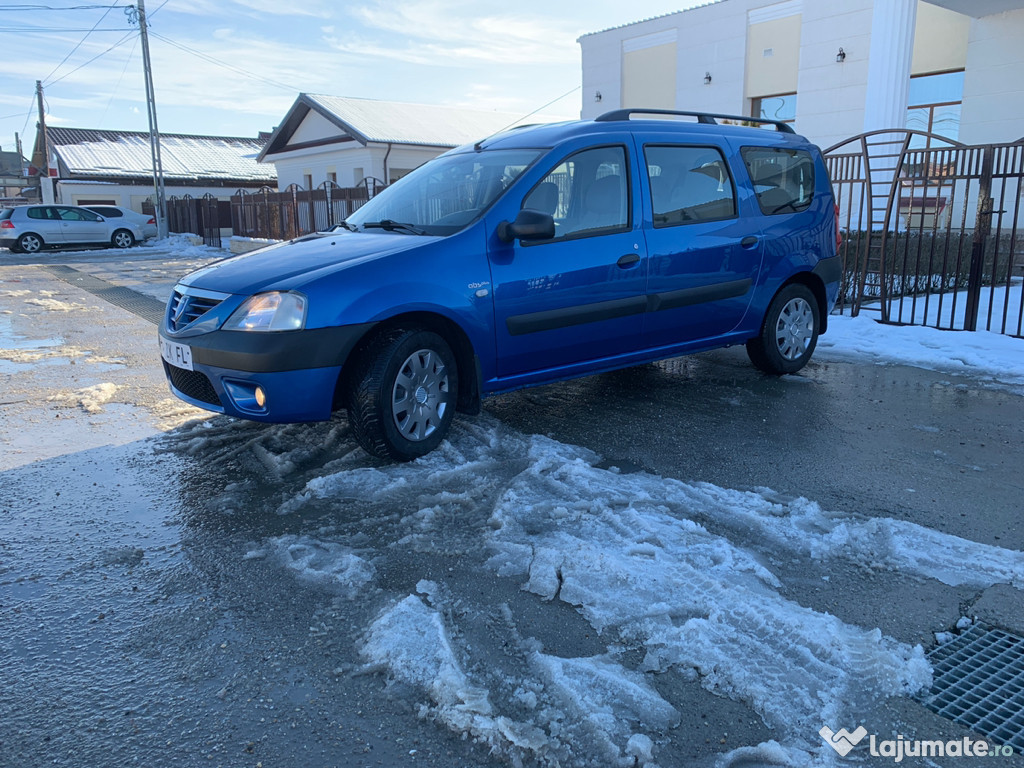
[0,5,121,10]
[45,30,136,86]
[99,32,138,126]
[149,31,303,93]
[43,0,121,84]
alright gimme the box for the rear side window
[88,206,122,217]
[741,147,815,215]
[26,207,52,220]
[644,145,736,227]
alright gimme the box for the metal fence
[165,193,227,248]
[825,130,1024,337]
[167,178,385,246]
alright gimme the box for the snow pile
[484,435,932,748]
[363,590,552,767]
[25,297,92,313]
[691,487,1024,589]
[819,314,1024,390]
[76,383,120,414]
[262,535,374,598]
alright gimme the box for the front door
[55,206,108,245]
[489,143,648,379]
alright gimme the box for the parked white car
[84,205,158,240]
[0,204,145,253]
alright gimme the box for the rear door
[640,141,764,348]
[488,141,648,378]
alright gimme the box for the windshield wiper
[360,219,426,235]
[330,220,358,232]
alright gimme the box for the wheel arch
[778,270,828,334]
[334,310,482,416]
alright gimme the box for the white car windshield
[346,149,540,236]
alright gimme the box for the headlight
[224,291,306,332]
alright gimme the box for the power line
[45,30,136,85]
[0,25,130,31]
[43,0,121,84]
[0,5,121,10]
[149,31,303,93]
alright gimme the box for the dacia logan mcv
[160,109,841,460]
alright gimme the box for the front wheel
[111,229,135,249]
[346,328,458,461]
[746,283,820,374]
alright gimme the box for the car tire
[16,233,43,254]
[746,283,820,374]
[112,229,135,249]
[346,328,458,461]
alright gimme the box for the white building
[579,0,1024,150]
[35,127,275,211]
[258,94,572,190]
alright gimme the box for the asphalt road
[1,246,1022,768]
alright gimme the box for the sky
[0,0,708,159]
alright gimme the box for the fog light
[223,379,268,413]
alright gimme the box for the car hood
[179,231,440,295]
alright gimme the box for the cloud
[338,1,581,66]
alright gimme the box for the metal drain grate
[41,265,166,326]
[922,623,1024,750]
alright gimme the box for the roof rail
[594,108,796,134]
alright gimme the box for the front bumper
[159,322,375,422]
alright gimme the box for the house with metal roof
[0,149,28,201]
[32,127,276,212]
[257,94,571,191]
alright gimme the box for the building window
[326,171,337,185]
[906,70,963,147]
[752,93,797,126]
[303,173,313,189]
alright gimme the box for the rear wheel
[112,229,135,249]
[16,233,43,254]
[746,283,820,374]
[346,328,458,461]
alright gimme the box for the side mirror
[497,209,555,243]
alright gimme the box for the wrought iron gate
[825,130,1024,337]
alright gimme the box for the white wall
[578,0,1021,149]
[959,10,1024,144]
[269,143,446,190]
[57,181,258,210]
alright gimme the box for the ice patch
[46,382,120,413]
[362,595,552,766]
[485,435,932,749]
[264,535,374,598]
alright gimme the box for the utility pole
[35,80,54,204]
[134,0,168,238]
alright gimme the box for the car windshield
[346,148,541,236]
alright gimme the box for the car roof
[460,111,814,154]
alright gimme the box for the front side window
[521,145,629,241]
[57,207,101,222]
[741,147,815,215]
[645,145,736,227]
[347,148,540,236]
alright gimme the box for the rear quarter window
[26,207,50,220]
[741,147,815,215]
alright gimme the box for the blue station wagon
[160,109,841,460]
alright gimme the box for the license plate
[161,338,193,371]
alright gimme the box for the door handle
[617,253,640,268]
[740,236,758,248]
